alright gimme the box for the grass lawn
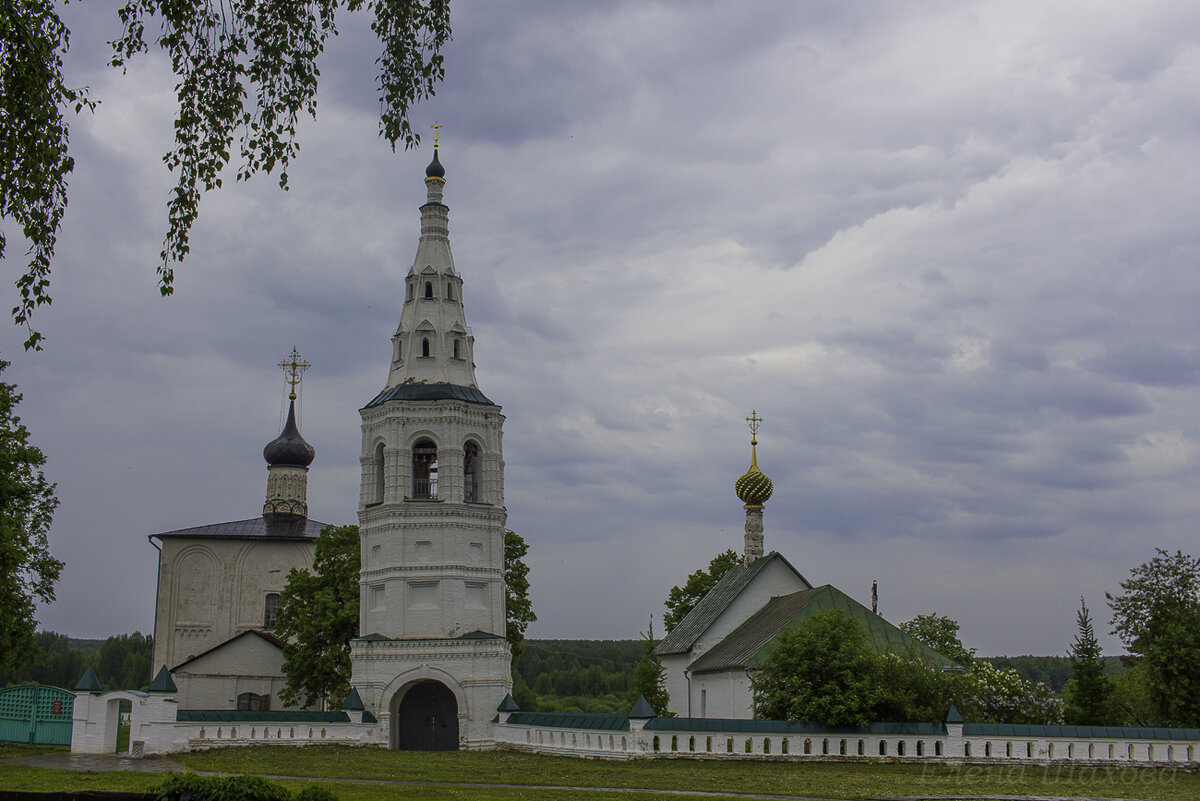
[1,744,1196,800]
[176,745,1198,800]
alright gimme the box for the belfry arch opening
[412,439,438,499]
[463,441,481,502]
[424,281,434,298]
[392,680,458,750]
[373,442,385,504]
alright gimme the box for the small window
[263,593,281,628]
[406,282,414,302]
[446,282,455,300]
[424,281,433,298]
[452,339,461,359]
[421,338,430,358]
[237,692,269,711]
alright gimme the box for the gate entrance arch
[392,680,458,750]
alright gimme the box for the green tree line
[513,639,642,714]
[1,630,153,692]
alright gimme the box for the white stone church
[144,144,511,749]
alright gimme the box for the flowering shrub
[955,661,1064,725]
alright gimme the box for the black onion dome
[264,401,315,467]
[425,148,445,179]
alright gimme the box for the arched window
[406,282,414,302]
[421,338,430,358]
[373,443,385,504]
[463,441,481,502]
[237,692,269,711]
[424,281,433,298]
[452,339,461,359]
[263,593,280,628]
[412,439,438,499]
[446,282,455,300]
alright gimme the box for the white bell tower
[349,132,512,750]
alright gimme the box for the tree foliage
[1107,549,1200,654]
[1107,549,1200,726]
[0,1,95,350]
[504,529,536,664]
[3,1,449,349]
[275,524,360,710]
[1063,598,1113,725]
[751,609,883,726]
[899,613,975,667]
[629,619,671,717]
[0,361,63,676]
[513,639,641,713]
[664,549,739,633]
[110,0,450,295]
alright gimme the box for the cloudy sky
[5,1,1197,657]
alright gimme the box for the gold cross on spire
[746,410,762,441]
[278,347,310,401]
[431,120,441,148]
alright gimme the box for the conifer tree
[630,618,672,716]
[1064,597,1112,725]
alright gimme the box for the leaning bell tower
[349,132,512,750]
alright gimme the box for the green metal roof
[497,694,521,713]
[505,711,630,731]
[457,630,504,640]
[74,666,103,692]
[364,383,495,409]
[655,552,811,656]
[342,688,364,711]
[148,666,177,693]
[646,717,946,736]
[963,722,1200,740]
[628,695,656,719]
[177,710,352,723]
[687,584,954,674]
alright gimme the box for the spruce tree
[630,618,672,716]
[1064,597,1112,725]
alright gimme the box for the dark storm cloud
[6,0,1196,656]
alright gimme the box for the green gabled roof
[148,666,177,693]
[687,584,954,674]
[75,666,103,692]
[505,711,629,731]
[655,552,811,657]
[363,383,495,409]
[497,694,521,713]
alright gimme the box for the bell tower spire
[386,129,478,390]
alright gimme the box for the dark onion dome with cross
[735,411,773,508]
[264,348,315,468]
[263,401,315,468]
[425,147,445,179]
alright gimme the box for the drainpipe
[684,669,692,718]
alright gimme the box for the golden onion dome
[735,438,773,507]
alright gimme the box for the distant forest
[5,633,1125,712]
[1,631,153,692]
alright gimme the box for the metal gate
[0,684,75,746]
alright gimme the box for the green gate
[0,684,75,746]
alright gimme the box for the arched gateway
[393,681,458,750]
